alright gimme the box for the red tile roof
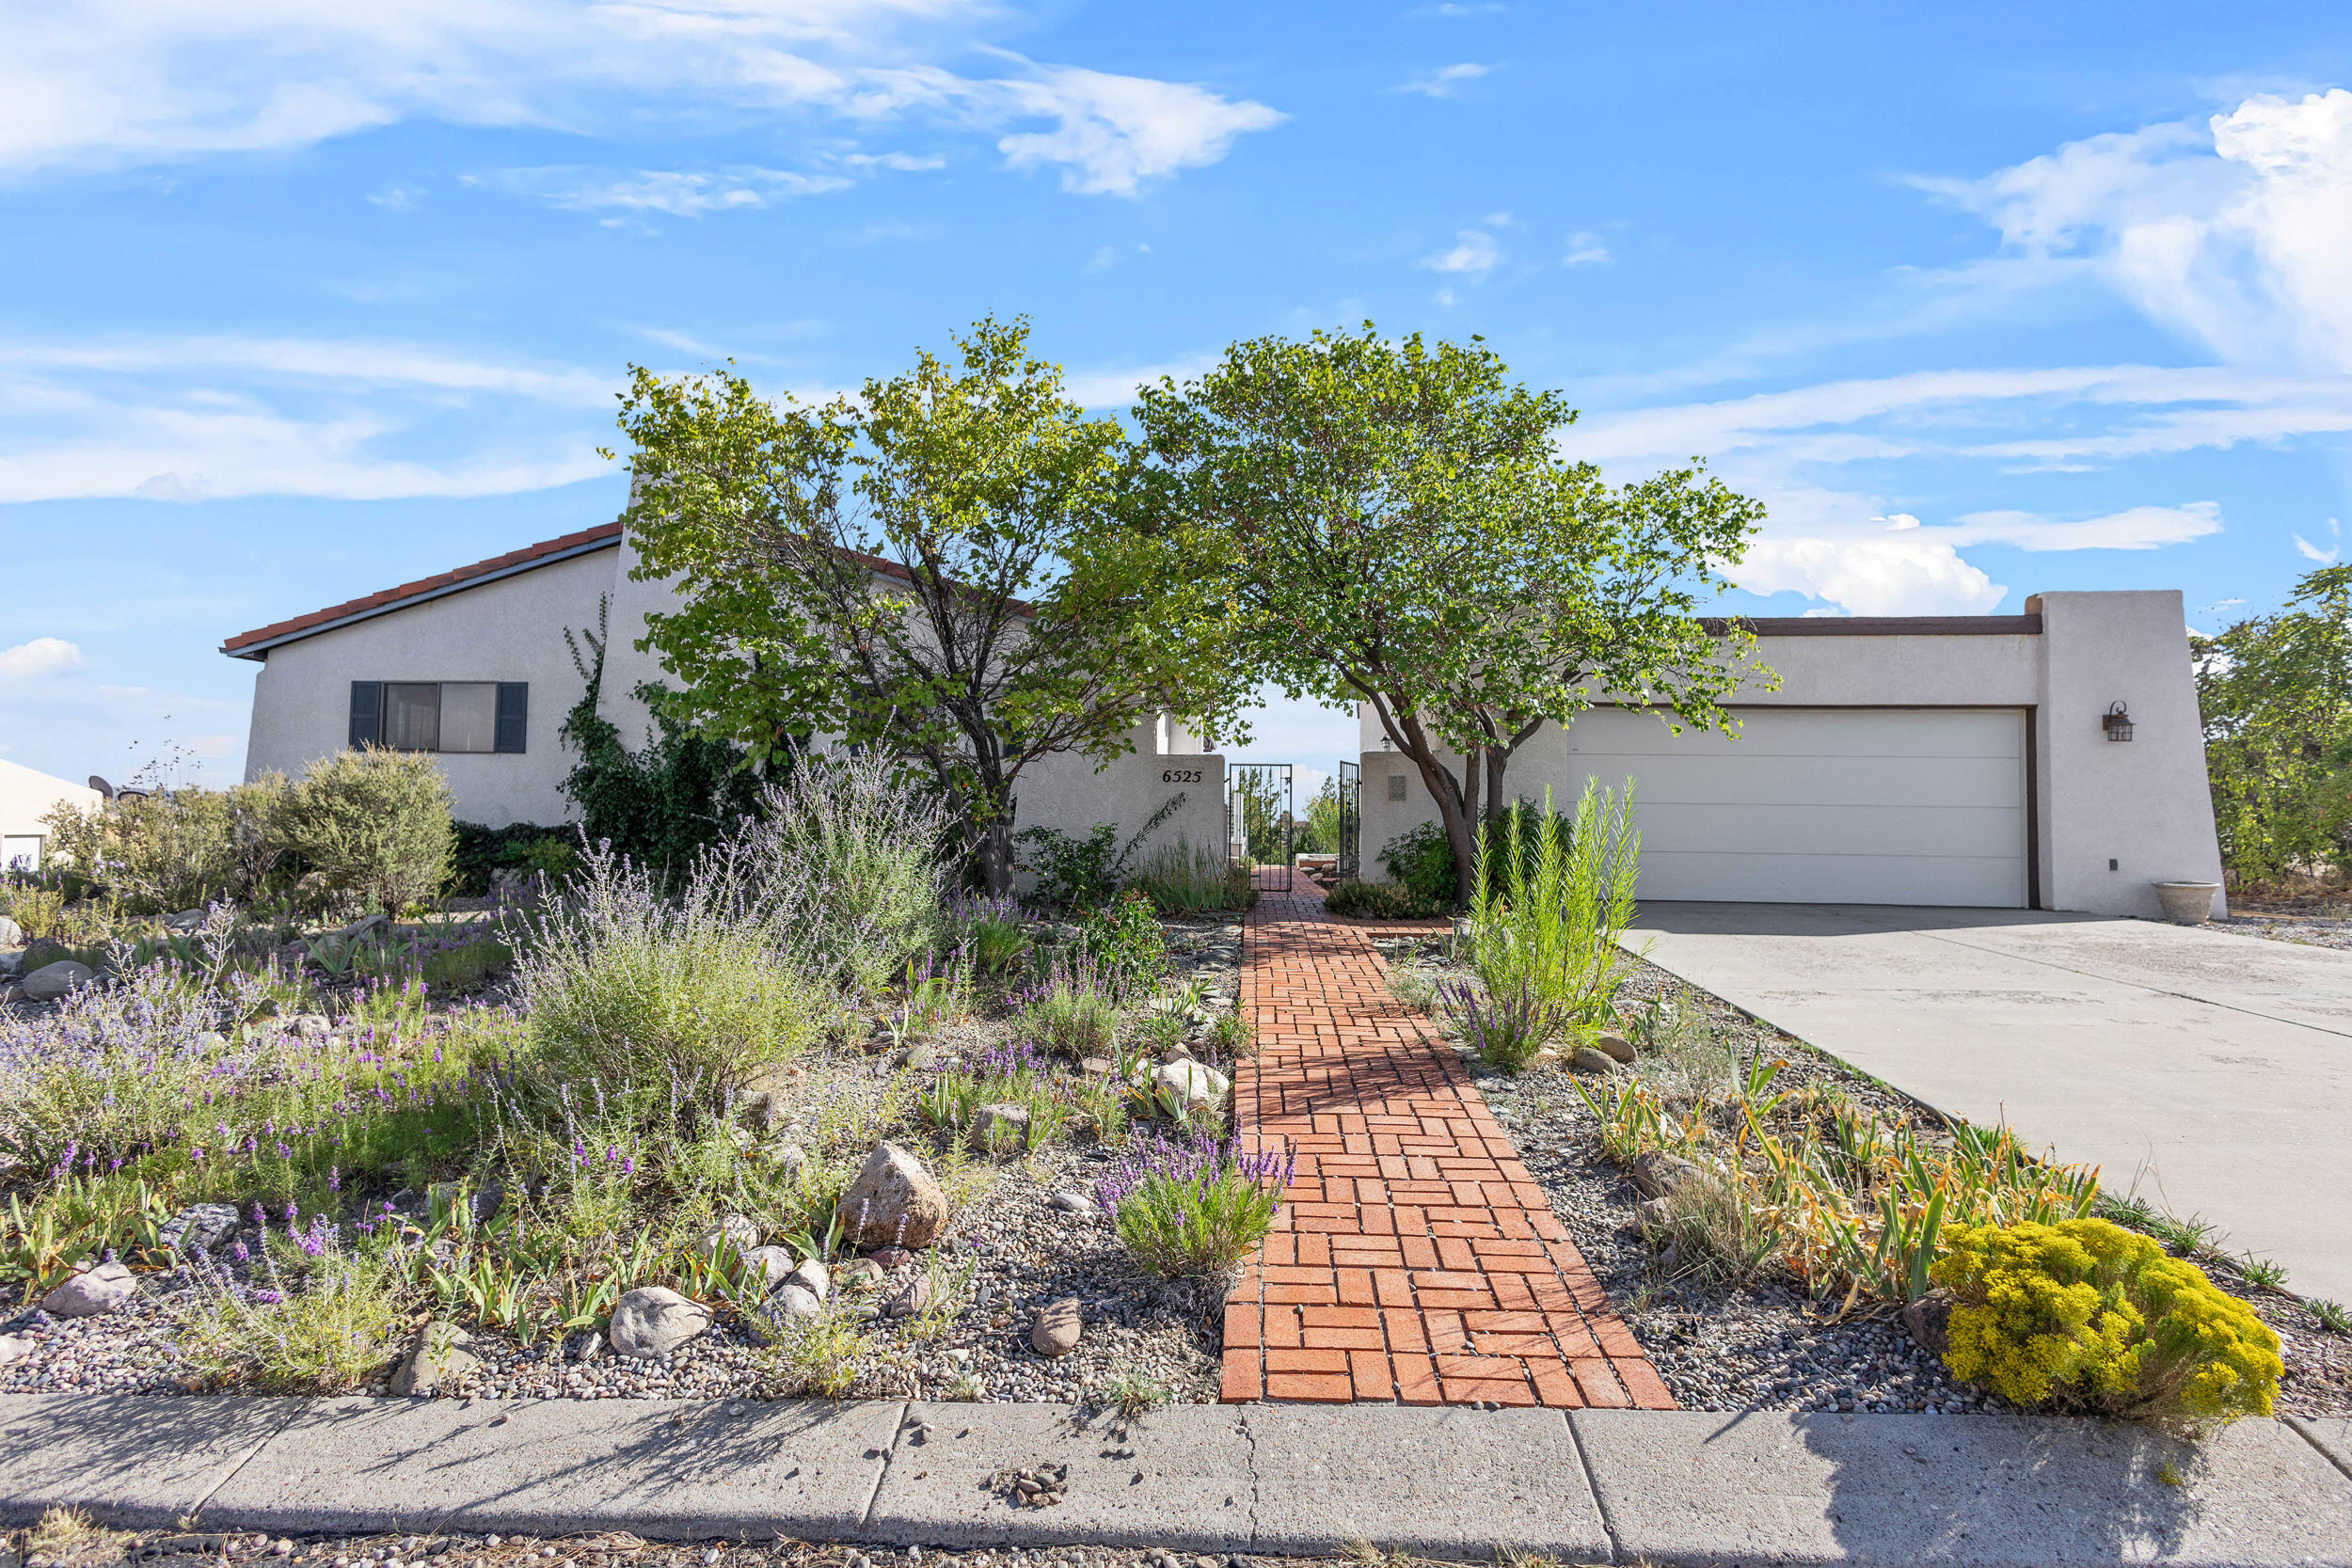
[221,523,624,657]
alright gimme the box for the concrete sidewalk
[3,1395,2346,1566]
[1623,902,2352,1303]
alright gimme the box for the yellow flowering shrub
[1931,1218,2282,1428]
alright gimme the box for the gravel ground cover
[1368,935,2352,1421]
[2215,904,2352,951]
[19,1522,1311,1568]
[0,919,1243,1410]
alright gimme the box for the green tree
[2193,564,2352,883]
[1135,324,1769,907]
[611,317,1241,894]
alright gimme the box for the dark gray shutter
[494,682,528,753]
[348,681,381,748]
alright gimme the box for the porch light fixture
[2102,701,2134,742]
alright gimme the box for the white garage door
[1559,706,2028,908]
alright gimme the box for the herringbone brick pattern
[1219,873,1675,1410]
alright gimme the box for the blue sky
[4,1,2351,800]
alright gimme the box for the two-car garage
[1559,707,2030,910]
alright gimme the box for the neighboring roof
[1703,613,2042,637]
[222,523,624,659]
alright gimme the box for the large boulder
[389,1322,479,1396]
[837,1143,947,1249]
[23,961,94,1004]
[1151,1060,1231,1112]
[608,1287,711,1359]
[43,1259,135,1318]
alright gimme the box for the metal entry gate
[1228,762,1294,891]
[1336,760,1360,879]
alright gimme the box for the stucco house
[1355,592,2226,918]
[222,521,1229,860]
[1,758,101,873]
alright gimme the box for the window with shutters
[350,681,527,753]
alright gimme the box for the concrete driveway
[1623,903,2352,1304]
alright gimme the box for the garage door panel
[1579,708,2021,759]
[1551,706,2027,909]
[1634,801,2022,859]
[1566,754,2023,811]
[1635,850,2026,908]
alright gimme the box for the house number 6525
[1161,768,1202,784]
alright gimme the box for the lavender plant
[1013,949,1120,1059]
[1095,1129,1295,1279]
[1438,974,1562,1074]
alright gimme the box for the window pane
[382,683,440,751]
[439,683,499,753]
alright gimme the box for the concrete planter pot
[2152,880,2221,924]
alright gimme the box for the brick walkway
[1219,873,1676,1410]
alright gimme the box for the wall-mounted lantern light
[2102,701,2134,742]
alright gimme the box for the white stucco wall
[240,545,620,827]
[1354,593,2222,918]
[1012,721,1225,888]
[1,758,102,868]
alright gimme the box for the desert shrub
[511,841,821,1126]
[1438,974,1560,1074]
[275,748,453,916]
[1377,820,1457,909]
[177,1237,405,1393]
[1127,837,1251,915]
[945,893,1030,973]
[450,821,580,896]
[1323,878,1443,919]
[1096,1130,1295,1279]
[1016,950,1121,1058]
[0,883,64,941]
[41,780,288,915]
[917,1041,1073,1153]
[1074,890,1168,1003]
[1465,781,1640,1031]
[1932,1217,2283,1428]
[730,752,948,999]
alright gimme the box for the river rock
[608,1287,711,1358]
[692,1214,761,1262]
[739,1246,799,1291]
[972,1102,1030,1148]
[787,1257,829,1300]
[1050,1190,1096,1215]
[0,1334,30,1366]
[23,961,94,1004]
[43,1259,135,1317]
[1568,1047,1619,1075]
[1590,1030,1637,1064]
[837,1143,947,1249]
[882,1275,932,1319]
[161,1202,242,1258]
[389,1322,479,1396]
[1030,1296,1082,1356]
[835,1258,884,1291]
[163,908,207,934]
[1630,1149,1703,1200]
[771,1283,824,1321]
[1151,1060,1231,1111]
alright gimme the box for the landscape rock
[334,911,389,942]
[160,1202,242,1258]
[23,961,95,1004]
[882,1275,933,1319]
[738,1245,799,1291]
[972,1101,1030,1147]
[1902,1289,1956,1359]
[692,1214,761,1262]
[290,1013,332,1041]
[1630,1149,1703,1200]
[837,1142,947,1248]
[787,1257,829,1300]
[1590,1030,1637,1065]
[865,1244,914,1270]
[42,1259,135,1318]
[1568,1046,1619,1075]
[1150,1059,1231,1111]
[1078,1055,1115,1077]
[757,1142,809,1180]
[1633,1197,1672,1232]
[163,908,208,933]
[771,1283,824,1321]
[834,1257,884,1291]
[607,1286,711,1358]
[1029,1296,1082,1356]
[0,1334,31,1366]
[389,1322,479,1396]
[1050,1190,1096,1215]
[0,914,19,948]
[19,938,69,974]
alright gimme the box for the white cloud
[367,183,424,211]
[1397,63,1493,98]
[0,3,1281,198]
[1941,501,2224,551]
[1059,354,1219,409]
[994,66,1284,196]
[1563,230,1611,265]
[2296,517,2342,562]
[0,332,613,502]
[471,165,851,216]
[1922,88,2352,372]
[1423,229,1501,276]
[0,638,86,679]
[1739,536,2008,617]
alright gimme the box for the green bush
[1464,781,1640,1030]
[1098,1132,1295,1279]
[450,821,576,896]
[41,780,287,914]
[1377,820,1457,908]
[277,749,454,916]
[1323,879,1444,919]
[1075,890,1168,1003]
[1932,1217,2283,1429]
[512,843,821,1125]
[1127,838,1252,915]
